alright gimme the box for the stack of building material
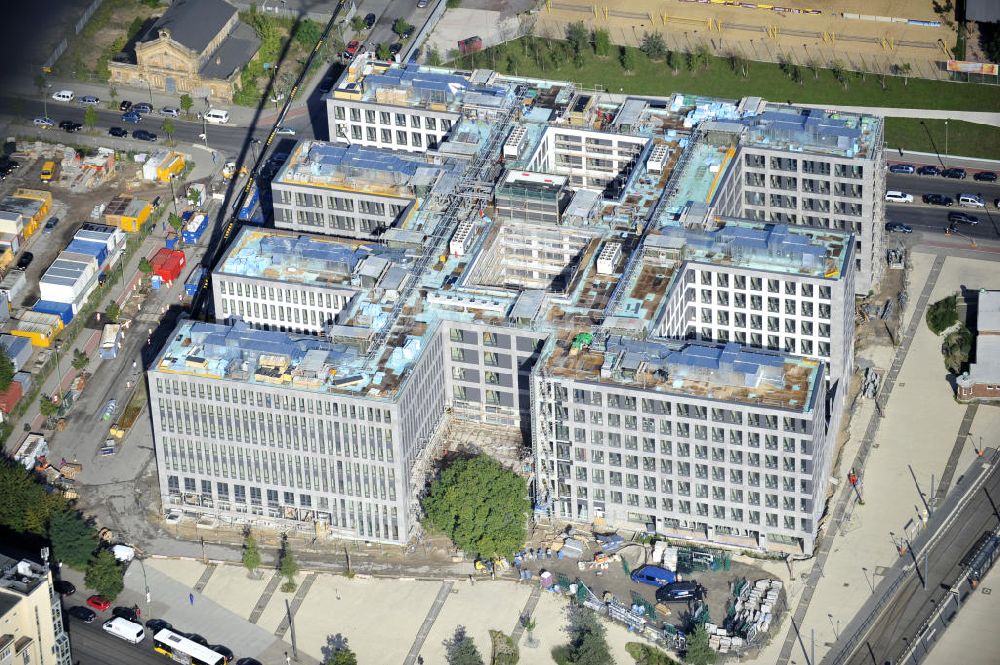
[561,537,585,559]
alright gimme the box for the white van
[958,193,985,208]
[102,617,145,644]
[204,109,230,125]
[51,90,75,102]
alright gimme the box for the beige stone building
[0,553,72,665]
[109,0,260,103]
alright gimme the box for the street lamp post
[138,78,153,105]
[944,119,949,160]
[53,341,64,398]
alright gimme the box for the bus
[152,629,226,665]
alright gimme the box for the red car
[86,595,111,612]
[343,40,361,59]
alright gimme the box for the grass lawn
[884,118,1000,160]
[454,38,1000,113]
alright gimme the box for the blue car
[888,163,915,174]
[121,112,142,124]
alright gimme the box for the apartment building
[526,125,649,195]
[709,101,885,295]
[532,335,829,554]
[271,141,453,239]
[0,553,72,665]
[212,227,413,334]
[148,320,445,544]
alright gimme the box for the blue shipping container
[33,300,74,325]
[181,213,208,244]
[65,239,108,268]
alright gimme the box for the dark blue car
[121,112,142,124]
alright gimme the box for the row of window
[333,105,453,132]
[221,298,335,329]
[692,271,833,298]
[218,280,349,309]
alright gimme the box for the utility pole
[286,599,299,661]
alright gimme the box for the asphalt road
[838,460,1000,665]
[366,0,435,57]
[885,171,1000,240]
[66,615,163,665]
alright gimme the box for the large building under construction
[149,55,879,554]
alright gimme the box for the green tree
[593,29,612,57]
[0,347,14,390]
[394,18,413,38]
[280,542,299,591]
[105,301,121,322]
[138,257,154,275]
[294,19,323,48]
[422,456,530,559]
[626,642,680,664]
[377,42,393,61]
[161,118,175,141]
[168,212,184,232]
[39,395,60,418]
[683,625,716,665]
[426,46,443,66]
[566,22,589,64]
[49,510,97,570]
[942,324,973,373]
[620,46,637,73]
[444,625,484,665]
[926,295,958,334]
[180,93,194,116]
[243,532,262,576]
[351,15,366,33]
[640,32,667,61]
[85,550,124,600]
[447,0,462,7]
[83,105,98,130]
[325,650,358,665]
[71,349,90,371]
[552,605,612,665]
[0,459,64,535]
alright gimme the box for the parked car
[86,595,111,612]
[364,12,376,28]
[59,121,82,133]
[655,581,703,603]
[389,42,403,58]
[236,659,262,665]
[51,90,75,102]
[121,111,142,124]
[132,129,158,142]
[401,25,415,39]
[54,580,76,595]
[922,193,954,207]
[108,126,128,137]
[184,633,209,647]
[941,167,967,179]
[884,191,913,204]
[916,165,941,176]
[133,102,153,114]
[343,40,361,58]
[33,116,54,128]
[888,163,915,174]
[973,170,997,182]
[112,606,140,622]
[958,193,985,208]
[16,252,33,270]
[119,100,133,112]
[417,0,429,7]
[44,217,60,233]
[67,606,97,623]
[80,95,100,105]
[145,618,172,633]
[630,565,678,587]
[101,399,118,421]
[948,211,979,225]
[160,106,180,117]
[885,222,912,234]
[275,126,296,136]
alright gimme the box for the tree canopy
[0,347,15,390]
[552,605,613,665]
[85,550,124,600]
[444,625,484,665]
[683,625,717,665]
[0,459,65,535]
[49,510,97,570]
[243,532,262,574]
[422,455,530,559]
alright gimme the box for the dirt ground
[535,0,956,79]
[55,0,161,82]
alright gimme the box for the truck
[99,323,122,359]
[237,183,260,221]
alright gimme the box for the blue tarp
[33,300,74,325]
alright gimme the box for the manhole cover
[983,588,992,595]
[898,383,906,387]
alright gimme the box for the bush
[926,295,959,334]
[593,29,612,57]
[620,46,637,72]
[639,32,668,61]
[942,323,973,374]
[626,642,680,664]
